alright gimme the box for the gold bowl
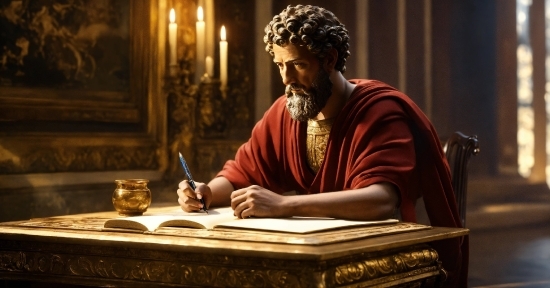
[112,179,152,216]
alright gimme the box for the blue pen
[178,152,208,214]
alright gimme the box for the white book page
[152,207,237,229]
[214,217,399,234]
[104,206,398,233]
[104,207,237,231]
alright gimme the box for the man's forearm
[282,183,399,220]
[207,176,234,207]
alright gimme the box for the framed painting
[0,0,165,174]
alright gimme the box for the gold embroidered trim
[306,118,335,173]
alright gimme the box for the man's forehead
[272,44,313,62]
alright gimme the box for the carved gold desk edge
[0,235,454,287]
[0,216,430,243]
[0,241,444,287]
[0,212,468,287]
[0,215,468,259]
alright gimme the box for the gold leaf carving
[166,83,198,181]
[0,251,305,286]
[1,145,159,174]
[193,141,243,181]
[0,242,443,287]
[10,217,107,231]
[197,82,229,139]
[332,246,440,285]
[55,109,139,122]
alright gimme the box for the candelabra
[162,1,255,183]
[196,74,230,139]
[164,58,233,182]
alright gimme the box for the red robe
[218,79,468,286]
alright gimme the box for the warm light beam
[517,0,534,178]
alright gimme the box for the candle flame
[221,25,226,41]
[197,6,204,21]
[169,8,175,23]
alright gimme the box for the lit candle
[168,9,177,66]
[220,25,228,88]
[196,6,206,82]
[205,56,214,77]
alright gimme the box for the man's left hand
[230,185,287,219]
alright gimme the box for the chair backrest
[443,131,480,227]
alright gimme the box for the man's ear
[323,48,338,72]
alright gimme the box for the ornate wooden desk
[0,208,468,287]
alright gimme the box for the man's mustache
[286,84,307,94]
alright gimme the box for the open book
[103,207,398,234]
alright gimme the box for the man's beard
[285,68,333,122]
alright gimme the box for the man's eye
[294,62,304,68]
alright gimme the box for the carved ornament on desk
[0,243,441,287]
[1,216,440,287]
[0,250,304,287]
[331,246,441,285]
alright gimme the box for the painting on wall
[0,0,144,133]
[0,0,163,174]
[0,0,130,91]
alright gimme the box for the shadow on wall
[0,174,178,223]
[0,182,113,222]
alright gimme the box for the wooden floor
[467,178,550,287]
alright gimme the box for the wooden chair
[443,131,480,227]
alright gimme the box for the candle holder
[163,56,199,182]
[169,64,178,77]
[162,53,234,181]
[196,76,230,139]
[161,1,254,185]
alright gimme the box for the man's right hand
[177,180,212,212]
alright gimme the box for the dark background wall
[266,0,507,177]
[449,0,497,175]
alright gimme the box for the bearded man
[177,4,467,286]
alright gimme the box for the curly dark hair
[263,5,350,73]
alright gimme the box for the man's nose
[281,66,295,86]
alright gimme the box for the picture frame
[0,0,165,174]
